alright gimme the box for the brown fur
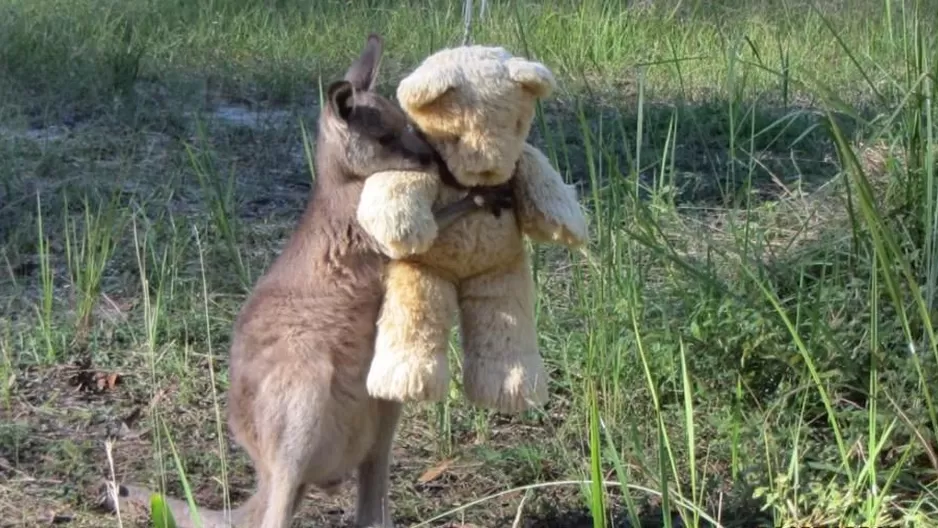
[98,34,512,528]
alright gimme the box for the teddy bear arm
[512,143,589,248]
[357,170,441,259]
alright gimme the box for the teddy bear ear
[396,66,460,112]
[506,58,556,98]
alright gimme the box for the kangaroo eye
[377,133,395,145]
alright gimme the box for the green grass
[1,0,937,526]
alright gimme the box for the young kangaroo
[100,34,512,528]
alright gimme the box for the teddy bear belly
[411,209,524,279]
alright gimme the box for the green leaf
[150,493,177,528]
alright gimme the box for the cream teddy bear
[357,44,588,413]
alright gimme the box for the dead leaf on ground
[417,458,455,484]
[94,371,121,392]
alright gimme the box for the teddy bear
[356,44,589,413]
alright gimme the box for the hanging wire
[461,0,474,45]
[461,0,487,46]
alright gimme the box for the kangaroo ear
[327,80,354,120]
[506,58,556,98]
[344,33,383,91]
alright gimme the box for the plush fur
[357,45,589,413]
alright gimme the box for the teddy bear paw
[381,222,438,258]
[557,226,588,248]
[463,355,549,413]
[366,348,449,402]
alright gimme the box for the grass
[0,0,936,526]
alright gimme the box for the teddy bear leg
[458,251,548,413]
[367,260,458,403]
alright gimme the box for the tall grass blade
[586,382,606,528]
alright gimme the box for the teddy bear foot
[366,348,449,403]
[462,353,549,413]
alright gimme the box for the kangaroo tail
[96,481,251,528]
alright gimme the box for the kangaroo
[99,34,512,528]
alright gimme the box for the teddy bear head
[395,45,556,187]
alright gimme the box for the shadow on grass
[0,72,874,305]
[4,71,870,205]
[534,92,868,207]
